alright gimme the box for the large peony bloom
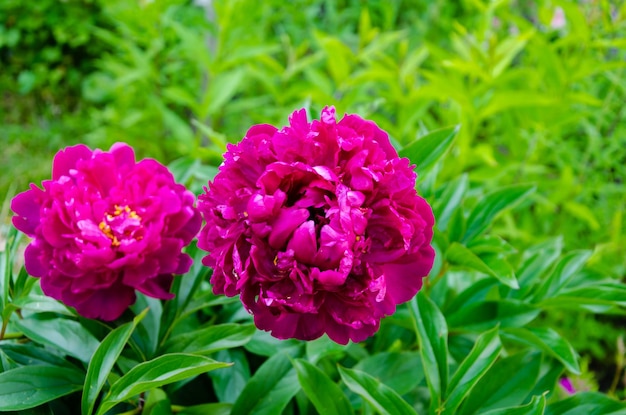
[198,107,435,344]
[11,143,202,320]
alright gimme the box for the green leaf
[209,349,250,403]
[1,226,20,310]
[162,323,255,355]
[512,237,563,300]
[177,403,232,415]
[408,292,448,407]
[130,294,162,359]
[0,343,75,369]
[434,174,468,231]
[501,327,580,374]
[203,68,246,117]
[305,335,346,364]
[446,243,519,288]
[458,351,541,415]
[13,315,99,364]
[0,365,84,411]
[231,350,302,415]
[463,185,535,243]
[532,250,592,302]
[545,392,626,415]
[96,354,231,415]
[293,359,354,415]
[244,330,301,357]
[82,308,148,415]
[444,326,502,415]
[143,388,172,415]
[447,300,539,332]
[481,394,547,415]
[539,283,626,309]
[399,125,459,178]
[354,352,424,395]
[338,366,417,415]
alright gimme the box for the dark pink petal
[381,248,435,304]
[52,144,92,180]
[268,207,309,250]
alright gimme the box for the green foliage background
[1,0,625,413]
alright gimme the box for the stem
[0,331,24,341]
[0,319,7,340]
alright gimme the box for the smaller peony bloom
[11,143,202,320]
[198,107,435,344]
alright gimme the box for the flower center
[99,205,143,247]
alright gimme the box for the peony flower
[198,107,435,344]
[11,143,202,320]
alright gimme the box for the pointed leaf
[434,174,468,231]
[13,315,99,364]
[545,392,626,415]
[447,300,539,332]
[444,326,502,414]
[0,365,84,411]
[459,351,541,415]
[399,125,459,178]
[502,327,580,374]
[354,352,424,395]
[446,243,519,288]
[231,349,302,415]
[408,292,448,406]
[96,354,231,415]
[338,366,417,415]
[463,185,535,243]
[162,323,255,355]
[82,309,148,415]
[481,394,547,415]
[532,250,592,302]
[293,359,354,415]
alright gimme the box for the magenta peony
[198,107,435,344]
[11,143,202,321]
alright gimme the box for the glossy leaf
[162,323,255,355]
[459,351,541,415]
[463,185,535,243]
[209,349,251,403]
[0,343,76,369]
[545,392,626,415]
[353,352,424,395]
[444,326,502,414]
[409,292,448,406]
[532,250,592,302]
[178,403,232,415]
[399,125,459,178]
[293,359,354,415]
[13,315,99,364]
[0,365,84,411]
[143,388,172,415]
[96,354,231,415]
[446,242,518,288]
[231,350,302,415]
[305,335,346,364]
[82,308,147,415]
[447,300,539,332]
[434,173,468,231]
[502,327,580,374]
[481,394,547,415]
[338,366,417,415]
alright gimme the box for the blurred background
[1,0,625,393]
